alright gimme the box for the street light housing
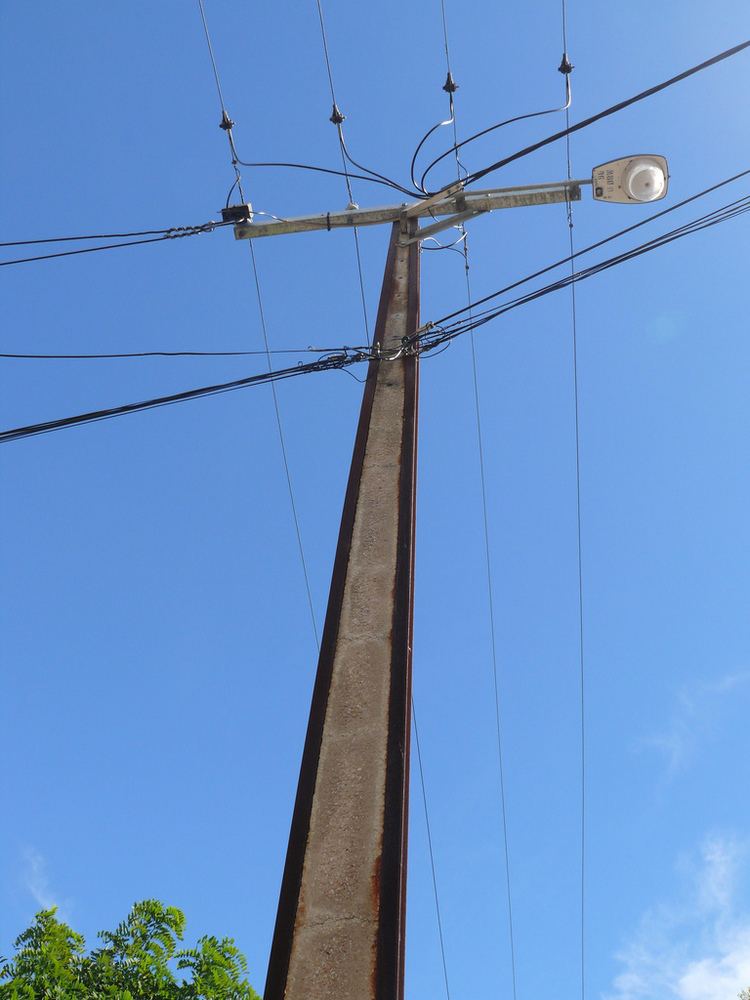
[592,155,669,204]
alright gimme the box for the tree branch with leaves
[0,900,260,1000]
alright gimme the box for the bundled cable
[0,350,371,445]
[1,221,228,268]
[416,188,750,350]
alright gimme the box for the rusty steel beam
[264,220,419,1000]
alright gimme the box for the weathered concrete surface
[265,224,418,1000]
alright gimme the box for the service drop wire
[459,38,750,191]
[0,351,371,445]
[0,222,230,268]
[234,155,421,200]
[417,73,571,194]
[334,124,419,200]
[410,94,456,194]
[0,225,213,247]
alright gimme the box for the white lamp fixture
[592,155,669,204]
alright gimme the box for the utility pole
[228,160,663,1000]
[263,219,419,1000]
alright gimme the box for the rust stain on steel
[263,221,419,1000]
[375,226,419,1000]
[370,854,383,997]
[370,854,382,909]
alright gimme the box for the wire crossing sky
[2,4,750,1000]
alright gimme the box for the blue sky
[2,2,749,999]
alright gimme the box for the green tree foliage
[0,901,260,1000]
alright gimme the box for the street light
[591,154,669,204]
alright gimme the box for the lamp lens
[624,161,666,202]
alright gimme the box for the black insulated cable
[417,193,750,347]
[462,39,750,189]
[0,223,228,268]
[428,167,750,328]
[417,74,572,195]
[0,353,368,445]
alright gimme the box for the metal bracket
[399,209,480,246]
[233,180,587,241]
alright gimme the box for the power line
[312,0,371,343]
[6,178,748,443]
[197,0,321,652]
[0,352,366,445]
[423,168,750,331]
[201,0,416,205]
[311,0,418,202]
[412,698,452,1000]
[314,0,337,109]
[459,38,750,190]
[234,158,420,197]
[0,223,226,268]
[405,0,459,197]
[247,241,321,651]
[558,3,586,996]
[416,193,750,347]
[465,243,518,1000]
[197,0,247,207]
[0,226,207,247]
[197,0,230,115]
[0,347,361,360]
[418,90,572,195]
[436,5,518,997]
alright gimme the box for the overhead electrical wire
[464,238,519,1000]
[3,190,746,443]
[5,173,748,443]
[416,73,572,195]
[9,39,742,270]
[232,158,420,198]
[334,116,418,202]
[406,0,459,197]
[249,239,321,651]
[0,226,213,247]
[313,0,419,203]
[0,347,361,360]
[312,0,371,343]
[196,0,321,652]
[424,167,750,330]
[410,104,457,196]
[199,0,417,206]
[0,223,227,268]
[453,38,750,192]
[9,39,744,269]
[315,0,414,204]
[558,3,586,997]
[412,698,452,1000]
[435,4,518,998]
[0,352,367,445]
[415,189,750,348]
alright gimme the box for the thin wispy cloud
[22,847,70,920]
[606,836,750,1000]
[641,671,750,777]
[646,308,688,344]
